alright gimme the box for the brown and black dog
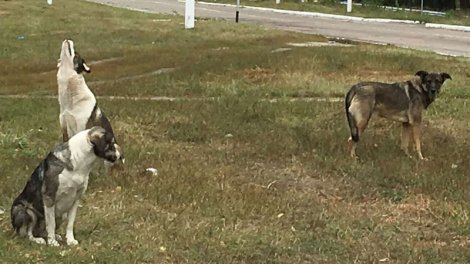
[345,71,451,160]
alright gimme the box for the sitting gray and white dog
[11,127,119,246]
[57,39,123,165]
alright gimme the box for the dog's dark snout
[106,153,118,163]
[110,155,118,163]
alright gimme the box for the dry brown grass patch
[244,66,276,83]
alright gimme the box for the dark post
[461,0,469,10]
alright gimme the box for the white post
[276,0,280,4]
[347,0,352,12]
[185,0,195,29]
[47,0,52,4]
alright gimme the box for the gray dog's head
[415,71,452,100]
[88,127,119,163]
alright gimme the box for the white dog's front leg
[44,205,60,246]
[65,200,80,246]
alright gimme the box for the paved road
[88,0,470,57]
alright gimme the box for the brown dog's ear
[415,70,428,80]
[441,72,452,81]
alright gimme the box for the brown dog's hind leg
[411,125,425,160]
[347,118,369,159]
[401,123,412,157]
[347,137,356,158]
[346,98,372,159]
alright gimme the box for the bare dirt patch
[287,41,354,47]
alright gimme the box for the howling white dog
[11,127,119,246]
[57,39,123,164]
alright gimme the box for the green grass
[1,0,470,263]
[2,0,470,100]
[204,0,470,26]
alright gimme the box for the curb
[242,5,364,21]
[200,2,417,23]
[425,23,470,32]
[362,18,418,24]
[199,1,470,31]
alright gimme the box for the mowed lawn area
[1,0,470,263]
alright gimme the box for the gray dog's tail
[345,86,359,142]
[11,202,40,237]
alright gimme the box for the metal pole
[421,0,423,14]
[236,0,240,23]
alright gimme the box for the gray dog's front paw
[29,237,46,245]
[66,238,79,246]
[48,238,60,247]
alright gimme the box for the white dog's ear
[83,62,90,73]
[73,54,91,74]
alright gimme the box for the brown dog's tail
[345,85,359,142]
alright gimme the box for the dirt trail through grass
[0,94,344,102]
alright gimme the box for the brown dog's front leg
[401,123,412,157]
[347,137,357,159]
[411,125,426,160]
